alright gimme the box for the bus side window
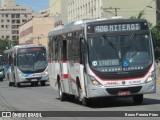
[14,54,16,66]
[9,54,12,66]
[62,40,67,61]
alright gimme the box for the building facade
[1,0,16,6]
[19,17,54,49]
[0,0,33,40]
[40,8,50,17]
[68,0,156,25]
[49,0,68,27]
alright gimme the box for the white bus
[4,44,48,87]
[48,18,156,106]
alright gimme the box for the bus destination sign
[94,23,141,33]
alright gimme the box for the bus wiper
[25,54,30,62]
[102,35,115,49]
[125,33,136,48]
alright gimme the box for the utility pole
[103,7,120,16]
[156,0,160,23]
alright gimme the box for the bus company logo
[122,81,126,85]
[2,112,11,117]
[105,81,119,86]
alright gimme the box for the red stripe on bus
[63,74,68,79]
[62,60,67,63]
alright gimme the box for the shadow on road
[55,96,160,108]
[8,82,50,88]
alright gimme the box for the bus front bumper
[87,80,156,98]
[17,75,49,83]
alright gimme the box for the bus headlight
[145,72,155,84]
[45,71,48,75]
[19,73,23,77]
[89,75,102,86]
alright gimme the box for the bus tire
[82,97,92,106]
[9,82,13,86]
[40,81,45,86]
[35,82,38,86]
[58,82,66,101]
[15,82,21,87]
[133,94,143,104]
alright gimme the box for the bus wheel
[9,82,13,86]
[58,82,66,101]
[40,81,45,86]
[35,82,38,86]
[133,94,143,104]
[82,97,92,106]
[15,82,21,87]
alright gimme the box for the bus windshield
[88,33,152,72]
[17,47,47,73]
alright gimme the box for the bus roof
[4,44,44,54]
[48,18,148,37]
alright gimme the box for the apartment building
[40,8,50,17]
[49,0,68,27]
[0,0,33,40]
[68,0,156,25]
[19,17,54,49]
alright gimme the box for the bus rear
[85,19,155,104]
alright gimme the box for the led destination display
[94,23,141,33]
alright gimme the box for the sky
[16,0,49,13]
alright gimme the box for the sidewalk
[156,62,160,85]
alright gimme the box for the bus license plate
[118,91,130,96]
[32,79,37,81]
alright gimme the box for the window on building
[11,14,15,18]
[12,36,17,40]
[22,19,27,23]
[12,20,15,24]
[16,20,20,24]
[7,20,10,23]
[16,14,20,18]
[1,25,4,28]
[6,25,10,28]
[5,14,9,17]
[1,20,4,23]
[6,36,10,39]
[1,14,4,17]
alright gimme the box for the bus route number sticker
[92,61,98,66]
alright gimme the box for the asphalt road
[0,80,160,120]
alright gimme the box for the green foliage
[131,10,145,19]
[0,39,18,55]
[151,21,160,60]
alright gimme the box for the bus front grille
[106,86,142,95]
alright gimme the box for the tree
[130,10,145,19]
[0,39,18,55]
[151,21,160,60]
